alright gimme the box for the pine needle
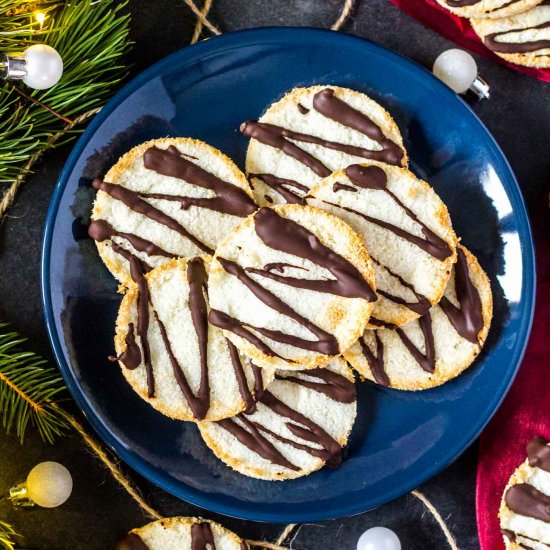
[0,0,131,206]
[0,323,68,444]
[0,520,16,550]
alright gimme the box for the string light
[35,12,46,30]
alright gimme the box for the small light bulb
[27,462,73,508]
[22,44,63,90]
[35,12,46,28]
[357,527,401,550]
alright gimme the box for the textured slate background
[0,1,548,548]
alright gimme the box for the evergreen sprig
[0,520,16,550]
[0,0,131,204]
[0,323,68,444]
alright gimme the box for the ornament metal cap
[469,75,490,100]
[0,53,26,80]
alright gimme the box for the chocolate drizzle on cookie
[209,208,376,358]
[445,0,521,7]
[439,248,483,343]
[527,436,550,472]
[505,483,550,523]
[191,522,217,550]
[240,88,404,203]
[484,20,550,55]
[129,258,155,398]
[359,333,390,386]
[120,257,262,420]
[249,173,307,204]
[312,88,404,165]
[92,178,213,255]
[217,369,354,472]
[143,145,257,217]
[341,165,453,262]
[115,533,149,550]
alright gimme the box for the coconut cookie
[308,163,457,327]
[344,246,492,390]
[472,3,550,68]
[500,436,550,549]
[89,137,257,284]
[207,204,377,370]
[241,85,407,206]
[199,358,357,480]
[113,256,273,421]
[435,0,543,19]
[115,516,248,550]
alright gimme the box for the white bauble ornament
[22,44,63,90]
[26,461,73,508]
[357,526,401,550]
[433,48,478,93]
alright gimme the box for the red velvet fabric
[386,0,550,82]
[475,204,549,549]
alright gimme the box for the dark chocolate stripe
[359,333,390,387]
[254,207,377,301]
[216,257,340,355]
[92,178,212,254]
[208,309,285,359]
[502,528,549,549]
[111,242,153,274]
[143,145,256,217]
[528,436,550,473]
[485,21,550,54]
[115,533,149,550]
[261,390,343,468]
[439,248,483,343]
[117,323,141,370]
[370,254,431,315]
[505,483,550,523]
[191,522,217,550]
[129,258,155,397]
[241,121,331,177]
[275,368,356,404]
[297,103,309,114]
[395,313,436,373]
[344,164,453,261]
[227,338,258,414]
[312,88,404,165]
[446,0,521,6]
[88,219,174,258]
[217,415,300,471]
[249,173,307,204]
[333,182,357,193]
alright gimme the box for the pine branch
[0,520,16,550]
[0,323,68,444]
[0,0,132,210]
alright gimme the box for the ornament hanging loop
[0,53,26,80]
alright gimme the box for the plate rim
[40,26,536,523]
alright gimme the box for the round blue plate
[41,27,535,523]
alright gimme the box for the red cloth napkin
[387,0,550,82]
[475,203,550,550]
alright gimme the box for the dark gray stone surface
[0,1,548,548]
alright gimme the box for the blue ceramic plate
[41,28,535,523]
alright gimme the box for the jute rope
[5,2,458,548]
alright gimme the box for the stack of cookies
[89,85,493,481]
[436,0,550,68]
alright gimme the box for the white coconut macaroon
[434,0,543,19]
[198,357,357,481]
[471,3,550,68]
[500,436,550,549]
[308,162,458,327]
[89,137,257,284]
[115,516,248,550]
[241,85,407,206]
[207,204,377,370]
[113,256,273,422]
[344,246,492,390]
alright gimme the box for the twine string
[190,0,215,44]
